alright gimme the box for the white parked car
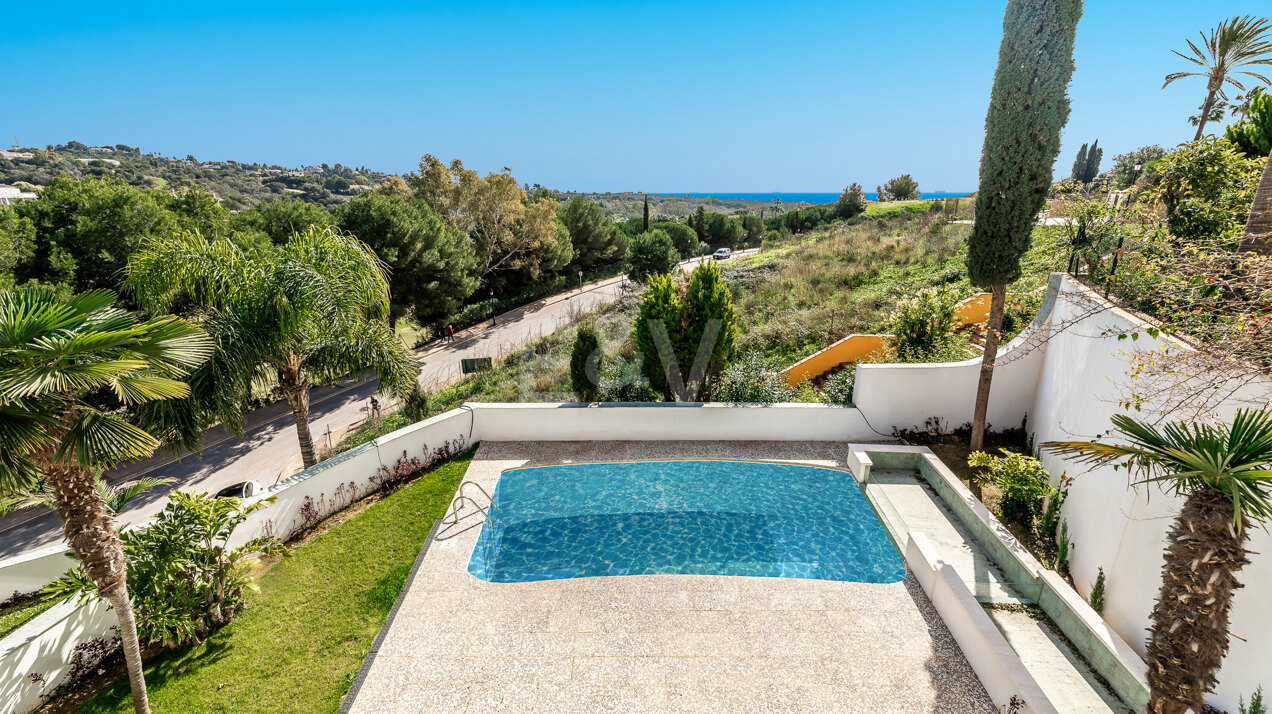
[712,248,732,261]
[214,480,262,499]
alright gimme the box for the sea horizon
[655,191,971,204]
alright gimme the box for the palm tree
[0,286,212,714]
[125,226,417,469]
[1239,147,1272,253]
[1163,15,1272,141]
[1043,410,1272,714]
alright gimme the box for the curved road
[0,252,754,560]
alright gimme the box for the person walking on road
[446,324,454,343]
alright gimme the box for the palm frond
[1043,410,1272,531]
[0,359,150,399]
[55,408,161,469]
[103,476,175,513]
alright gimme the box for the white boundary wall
[468,401,880,442]
[853,278,1056,435]
[855,273,1272,709]
[1028,278,1272,711]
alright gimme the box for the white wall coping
[906,532,1056,714]
[850,443,1149,709]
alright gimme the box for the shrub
[1088,567,1106,615]
[713,352,794,403]
[402,385,431,422]
[968,449,1054,532]
[821,367,856,405]
[570,323,602,402]
[625,229,679,282]
[1226,89,1272,159]
[633,263,738,401]
[1039,474,1072,540]
[1056,520,1071,576]
[45,492,289,648]
[1241,686,1267,714]
[1151,136,1265,245]
[597,357,660,402]
[885,287,958,361]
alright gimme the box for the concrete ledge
[850,444,1149,711]
[905,533,1057,714]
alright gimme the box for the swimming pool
[467,460,904,584]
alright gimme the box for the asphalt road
[0,253,754,560]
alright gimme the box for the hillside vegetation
[336,210,1067,450]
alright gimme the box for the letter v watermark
[646,318,721,402]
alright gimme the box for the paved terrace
[348,441,995,713]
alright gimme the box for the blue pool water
[467,460,904,584]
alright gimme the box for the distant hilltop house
[0,149,34,160]
[87,146,115,153]
[0,184,38,205]
[76,157,121,167]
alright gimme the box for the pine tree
[693,205,707,240]
[967,0,1082,455]
[1070,142,1089,181]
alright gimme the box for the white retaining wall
[0,599,114,713]
[1028,278,1272,711]
[854,342,1044,435]
[1,547,76,600]
[469,401,879,442]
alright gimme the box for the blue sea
[660,191,970,204]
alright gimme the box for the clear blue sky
[6,1,1269,192]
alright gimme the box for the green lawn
[0,597,57,640]
[78,449,474,713]
[862,199,940,218]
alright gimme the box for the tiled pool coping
[346,441,996,713]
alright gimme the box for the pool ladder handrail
[436,481,497,540]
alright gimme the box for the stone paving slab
[349,441,996,713]
[867,468,1031,604]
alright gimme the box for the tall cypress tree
[1070,142,1089,181]
[1083,138,1103,183]
[968,0,1083,453]
[643,194,650,232]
